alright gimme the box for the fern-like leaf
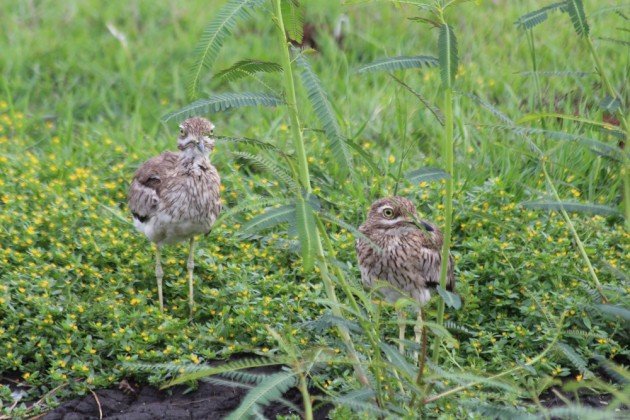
[295,50,353,176]
[521,200,621,216]
[232,151,298,190]
[187,0,266,96]
[326,389,391,417]
[566,0,590,37]
[226,372,297,420]
[215,196,289,226]
[295,196,317,272]
[594,304,630,321]
[215,59,283,83]
[390,74,445,125]
[163,92,284,122]
[380,342,417,379]
[355,55,438,74]
[161,357,290,388]
[216,135,287,154]
[241,204,296,234]
[557,341,593,378]
[463,401,535,420]
[545,406,612,420]
[438,23,458,88]
[281,0,304,43]
[515,2,567,30]
[406,167,451,184]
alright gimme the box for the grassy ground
[1,0,628,417]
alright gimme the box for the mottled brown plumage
[128,117,221,315]
[355,196,455,353]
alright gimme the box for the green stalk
[541,163,607,303]
[527,29,545,129]
[272,0,370,388]
[298,373,313,420]
[585,37,630,229]
[431,86,454,363]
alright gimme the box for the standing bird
[128,117,221,316]
[355,196,455,353]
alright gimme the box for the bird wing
[412,224,456,292]
[127,151,179,222]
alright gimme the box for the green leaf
[295,50,353,176]
[187,0,266,96]
[557,342,593,377]
[215,59,283,83]
[438,24,458,88]
[521,200,621,216]
[517,112,623,134]
[406,167,450,184]
[160,357,289,387]
[232,151,298,191]
[215,196,290,226]
[216,135,287,154]
[380,342,417,379]
[515,2,567,30]
[280,0,304,43]
[355,55,438,74]
[295,196,317,272]
[436,286,461,310]
[599,95,621,113]
[566,0,590,37]
[226,372,297,420]
[241,205,296,234]
[390,74,445,125]
[595,304,630,321]
[162,92,284,122]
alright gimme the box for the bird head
[177,117,216,156]
[365,196,429,232]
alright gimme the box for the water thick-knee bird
[355,196,455,354]
[128,117,221,316]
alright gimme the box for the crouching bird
[128,117,221,316]
[355,196,455,354]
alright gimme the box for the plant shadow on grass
[41,353,331,420]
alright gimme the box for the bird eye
[382,208,394,219]
[179,128,186,137]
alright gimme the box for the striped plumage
[355,196,455,353]
[128,117,221,315]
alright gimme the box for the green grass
[0,0,628,417]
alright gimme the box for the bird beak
[196,140,205,153]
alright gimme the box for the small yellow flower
[388,155,396,164]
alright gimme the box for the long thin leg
[413,308,423,360]
[155,245,164,312]
[187,237,196,318]
[397,309,406,354]
[414,308,428,386]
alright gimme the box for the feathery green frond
[241,204,296,234]
[226,372,297,420]
[380,342,417,379]
[515,2,567,30]
[518,70,592,77]
[355,55,438,74]
[232,151,298,190]
[521,200,621,216]
[466,94,514,125]
[488,125,622,160]
[187,0,266,96]
[326,389,391,417]
[557,342,593,377]
[390,74,445,125]
[566,0,590,37]
[464,401,535,420]
[406,167,451,184]
[598,36,630,46]
[428,363,519,393]
[438,24,458,88]
[295,50,353,176]
[443,321,475,336]
[215,197,290,226]
[215,59,283,83]
[163,92,284,122]
[280,0,304,43]
[318,212,383,254]
[599,95,621,112]
[162,357,289,388]
[301,312,362,334]
[545,406,612,420]
[295,196,317,271]
[594,304,630,321]
[216,135,288,154]
[436,286,461,309]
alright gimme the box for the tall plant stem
[431,87,454,363]
[527,29,545,128]
[541,162,607,303]
[298,373,313,420]
[585,37,630,229]
[272,0,370,388]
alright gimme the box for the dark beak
[196,140,205,153]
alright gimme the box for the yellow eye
[382,208,394,219]
[179,128,186,137]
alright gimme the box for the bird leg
[396,309,406,354]
[155,245,164,312]
[187,237,196,318]
[414,308,428,386]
